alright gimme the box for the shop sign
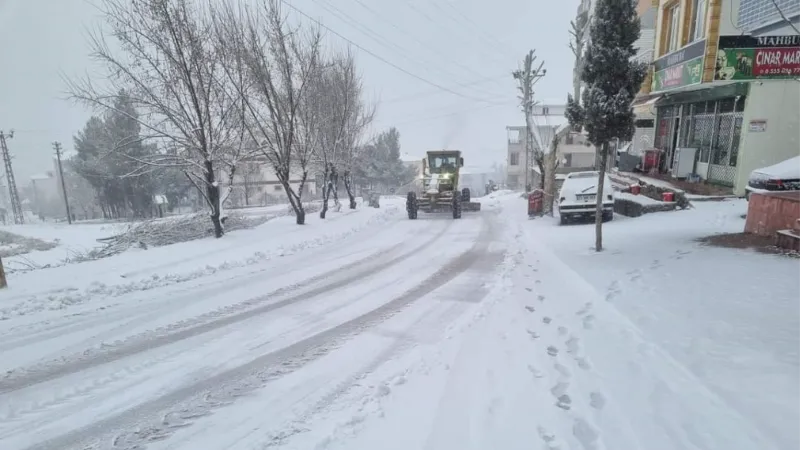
[715,35,800,80]
[748,119,767,132]
[651,40,706,93]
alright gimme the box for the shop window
[735,97,746,112]
[667,3,682,52]
[689,0,707,42]
[510,152,520,166]
[718,98,735,113]
[712,115,734,165]
[691,115,715,163]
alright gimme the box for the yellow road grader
[406,150,481,219]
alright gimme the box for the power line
[430,0,518,61]
[345,0,510,96]
[390,100,514,126]
[381,73,512,104]
[398,0,510,67]
[280,0,494,102]
[313,0,491,96]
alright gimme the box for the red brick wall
[745,192,800,236]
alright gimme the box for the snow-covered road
[0,197,508,450]
[1,193,796,450]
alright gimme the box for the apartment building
[644,0,798,195]
[630,0,660,156]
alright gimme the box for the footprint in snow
[576,357,592,371]
[537,426,565,450]
[547,346,559,357]
[542,317,552,325]
[565,336,581,354]
[527,365,544,378]
[558,326,569,336]
[589,392,606,410]
[650,259,662,270]
[538,294,546,302]
[582,314,595,330]
[627,269,642,281]
[573,418,601,450]
[605,281,621,301]
[526,287,533,292]
[527,329,540,339]
[554,363,571,378]
[555,394,572,410]
[575,302,592,316]
[525,305,536,313]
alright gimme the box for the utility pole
[0,130,24,224]
[512,50,546,192]
[53,141,72,224]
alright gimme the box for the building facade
[506,104,599,190]
[643,0,799,195]
[630,0,661,156]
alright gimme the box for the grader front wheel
[406,192,418,219]
[452,193,462,219]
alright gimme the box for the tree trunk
[204,160,224,238]
[282,177,306,225]
[544,137,559,216]
[344,170,357,209]
[543,151,558,216]
[594,142,609,252]
[320,164,330,219]
[536,156,546,189]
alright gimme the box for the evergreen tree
[565,0,646,251]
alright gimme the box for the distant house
[506,104,600,190]
[217,156,317,208]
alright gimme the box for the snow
[750,155,800,180]
[616,191,667,205]
[0,192,796,450]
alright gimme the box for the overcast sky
[0,0,577,182]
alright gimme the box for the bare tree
[213,0,323,225]
[307,51,374,217]
[66,0,247,237]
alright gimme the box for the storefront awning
[632,95,661,116]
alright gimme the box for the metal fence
[670,97,745,186]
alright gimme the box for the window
[667,3,681,52]
[273,185,282,192]
[510,152,520,166]
[542,106,550,115]
[690,0,707,41]
[507,175,519,188]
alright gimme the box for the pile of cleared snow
[0,230,57,258]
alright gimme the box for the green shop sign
[715,35,800,80]
[651,40,705,93]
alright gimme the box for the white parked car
[745,155,800,200]
[557,171,615,225]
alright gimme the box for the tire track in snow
[0,218,408,357]
[258,250,506,448]
[25,217,493,450]
[0,219,454,394]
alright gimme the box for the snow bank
[0,199,403,321]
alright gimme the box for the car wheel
[559,213,569,225]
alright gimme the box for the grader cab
[406,150,481,219]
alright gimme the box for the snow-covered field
[0,193,797,450]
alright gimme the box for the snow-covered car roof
[750,155,800,180]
